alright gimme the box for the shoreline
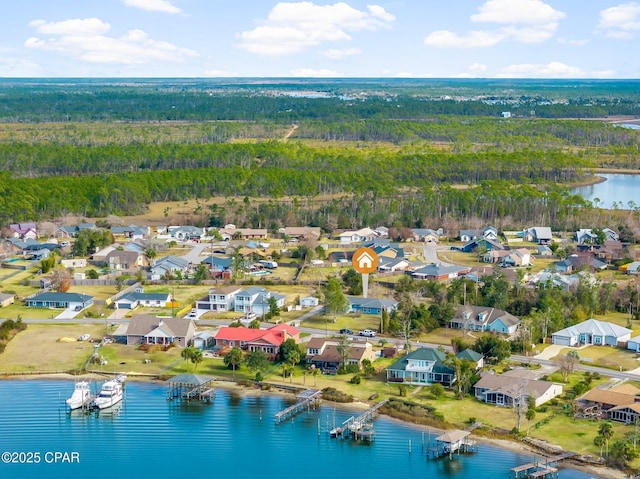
[2,372,626,478]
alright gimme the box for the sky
[0,0,638,78]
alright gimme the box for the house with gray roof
[110,225,149,240]
[411,263,470,282]
[346,296,399,315]
[411,228,443,243]
[114,288,171,310]
[523,227,553,245]
[170,225,204,241]
[552,318,632,347]
[233,287,286,315]
[449,306,520,336]
[105,250,147,270]
[474,370,563,407]
[125,315,196,347]
[26,292,94,310]
[150,255,190,280]
[195,286,243,312]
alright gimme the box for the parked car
[339,328,353,335]
[358,329,377,338]
[243,311,257,320]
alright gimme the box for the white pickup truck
[358,329,377,338]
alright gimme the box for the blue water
[0,380,602,479]
[573,173,640,209]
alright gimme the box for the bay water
[573,173,640,209]
[0,380,603,479]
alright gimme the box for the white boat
[93,380,123,409]
[66,381,91,410]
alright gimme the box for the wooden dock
[340,400,388,440]
[274,389,321,423]
[166,373,216,404]
[511,452,576,478]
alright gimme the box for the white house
[474,370,563,407]
[299,296,319,308]
[552,319,632,347]
[195,286,242,312]
[337,227,376,245]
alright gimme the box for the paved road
[510,354,640,381]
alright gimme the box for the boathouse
[167,374,216,403]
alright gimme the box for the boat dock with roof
[167,374,216,403]
[428,422,480,458]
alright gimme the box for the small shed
[193,331,215,350]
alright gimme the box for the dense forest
[0,78,638,230]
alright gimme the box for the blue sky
[0,0,638,78]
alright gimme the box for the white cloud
[470,0,565,24]
[598,2,640,39]
[29,18,111,36]
[425,0,563,48]
[121,0,181,14]
[290,67,341,77]
[237,2,394,56]
[592,69,617,78]
[204,69,239,77]
[425,30,505,48]
[321,47,361,59]
[25,19,198,64]
[496,61,585,78]
[468,62,488,73]
[0,56,42,76]
[557,37,589,46]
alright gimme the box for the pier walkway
[340,400,388,438]
[274,389,321,423]
[511,452,576,478]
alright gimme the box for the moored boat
[93,380,123,410]
[66,381,91,410]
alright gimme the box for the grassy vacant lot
[560,345,640,371]
[0,323,106,373]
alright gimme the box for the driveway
[180,242,210,265]
[56,308,80,319]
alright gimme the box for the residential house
[195,286,242,312]
[105,250,147,270]
[537,245,553,257]
[377,256,409,273]
[91,245,118,264]
[555,254,607,274]
[57,223,95,238]
[169,225,204,241]
[60,258,87,268]
[411,263,471,282]
[457,237,504,253]
[372,244,404,259]
[625,262,640,275]
[627,335,640,352]
[522,227,553,245]
[9,223,37,240]
[278,226,321,241]
[3,238,28,255]
[595,240,624,264]
[578,384,640,423]
[218,224,268,240]
[201,256,233,279]
[374,226,389,238]
[458,226,499,243]
[500,248,533,267]
[411,228,443,243]
[149,256,190,280]
[456,349,484,370]
[551,318,632,347]
[299,296,319,308]
[110,225,148,241]
[305,338,375,372]
[114,288,171,310]
[575,228,619,245]
[346,296,398,315]
[337,227,377,245]
[449,306,520,336]
[0,293,15,307]
[386,347,456,387]
[26,292,93,310]
[125,315,196,347]
[213,323,299,359]
[233,287,286,315]
[474,369,563,407]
